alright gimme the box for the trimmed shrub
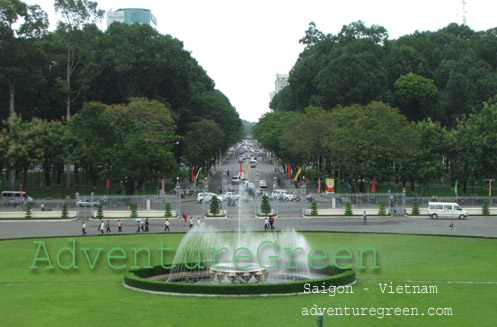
[344,202,353,216]
[165,203,172,218]
[130,203,138,218]
[61,203,68,219]
[411,200,420,215]
[378,202,387,216]
[310,201,318,216]
[96,204,104,219]
[123,264,355,296]
[482,201,490,216]
[260,195,272,215]
[25,204,32,219]
[210,196,220,215]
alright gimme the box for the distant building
[269,73,289,102]
[106,8,157,29]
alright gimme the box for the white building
[270,73,289,102]
[106,8,157,29]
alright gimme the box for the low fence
[1,191,496,218]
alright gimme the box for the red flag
[371,177,376,193]
[161,179,165,195]
[287,165,291,180]
[191,167,194,182]
[106,179,110,195]
[317,178,321,193]
[20,184,23,199]
[240,162,243,177]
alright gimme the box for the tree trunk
[410,179,415,192]
[9,81,15,118]
[65,48,71,196]
[74,162,79,191]
[44,163,51,188]
[9,169,16,190]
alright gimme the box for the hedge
[123,263,355,296]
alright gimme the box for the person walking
[189,217,194,229]
[99,220,105,235]
[145,218,149,232]
[197,217,202,228]
[183,212,188,226]
[264,217,268,231]
[136,220,141,233]
[82,222,87,236]
[450,221,454,231]
[105,220,111,233]
[117,219,123,233]
[269,216,275,230]
[140,220,145,232]
[363,211,367,225]
[164,219,170,232]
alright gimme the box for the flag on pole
[490,180,492,196]
[20,184,23,199]
[293,167,302,181]
[244,165,251,179]
[317,178,321,193]
[195,167,202,181]
[106,179,110,195]
[161,179,165,196]
[287,165,291,180]
[371,177,376,193]
[454,180,458,196]
[190,167,194,182]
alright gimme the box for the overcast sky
[25,0,497,122]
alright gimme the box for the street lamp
[222,173,227,215]
[203,177,208,217]
[302,176,307,216]
[176,177,181,217]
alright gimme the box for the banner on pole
[195,167,202,181]
[317,178,321,193]
[371,177,376,193]
[293,167,302,181]
[287,165,291,180]
[325,179,335,193]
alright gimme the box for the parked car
[76,199,101,207]
[231,176,242,185]
[197,192,223,203]
[428,202,468,219]
[270,189,297,201]
[258,180,267,188]
[224,192,240,201]
[1,191,34,205]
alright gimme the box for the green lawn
[0,232,495,326]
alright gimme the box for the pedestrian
[264,217,268,231]
[136,220,141,233]
[99,220,105,235]
[269,216,275,230]
[164,219,170,232]
[97,219,103,233]
[183,212,188,226]
[189,217,194,229]
[450,221,454,231]
[145,218,149,232]
[140,220,145,232]
[82,221,87,236]
[105,220,111,233]
[363,211,367,225]
[197,217,202,227]
[117,219,123,233]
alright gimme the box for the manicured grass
[0,232,495,326]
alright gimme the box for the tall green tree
[394,73,438,121]
[0,0,48,118]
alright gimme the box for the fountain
[123,176,355,296]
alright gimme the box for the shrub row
[124,263,355,296]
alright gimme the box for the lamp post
[222,173,227,215]
[302,176,307,216]
[176,177,181,217]
[90,192,94,218]
[203,177,208,217]
[273,176,278,215]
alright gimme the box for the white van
[250,159,257,167]
[428,202,468,219]
[1,191,34,205]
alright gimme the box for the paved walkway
[0,216,495,240]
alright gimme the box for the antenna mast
[461,0,467,25]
